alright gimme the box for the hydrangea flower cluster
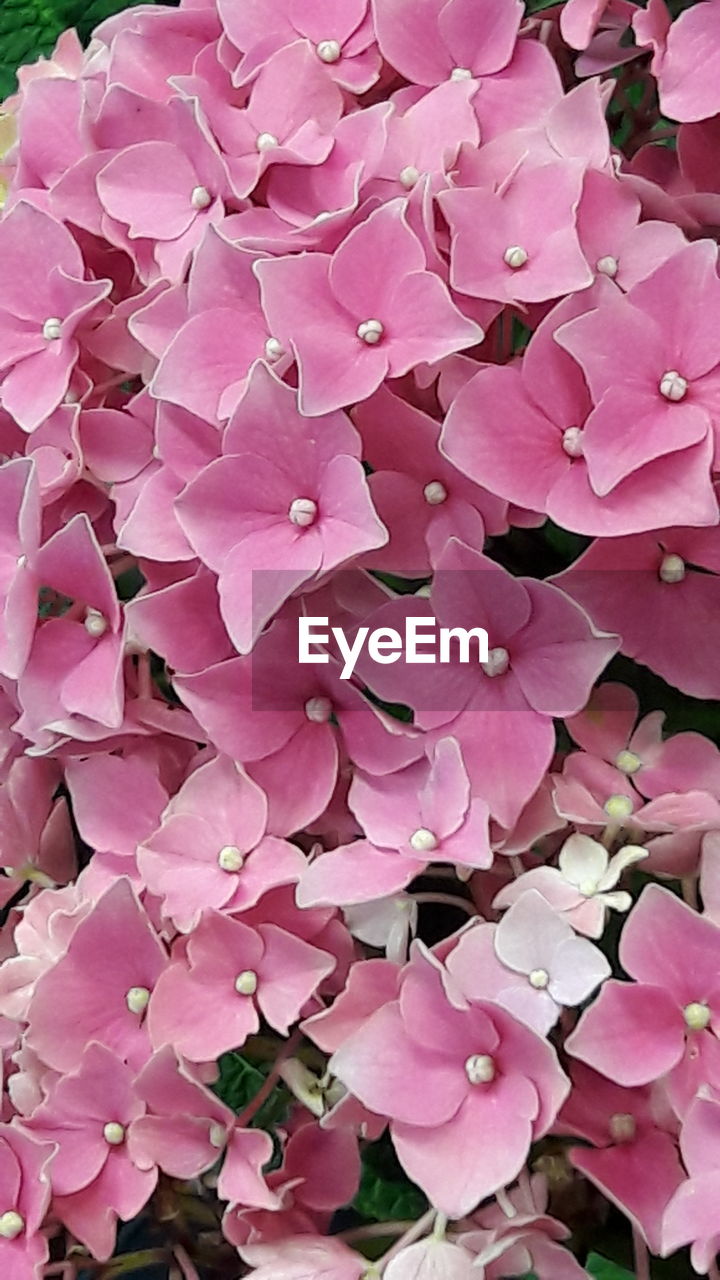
[2,0,720,1276]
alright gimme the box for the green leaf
[353,1135,428,1223]
[525,0,565,11]
[586,1254,635,1280]
[212,1052,290,1132]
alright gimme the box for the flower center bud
[409,827,439,853]
[16,554,27,568]
[126,985,151,1015]
[562,426,584,458]
[659,370,687,401]
[596,255,618,278]
[218,845,244,873]
[504,245,528,269]
[42,317,62,341]
[659,553,685,584]
[103,1122,126,1145]
[256,132,279,152]
[357,319,384,344]
[316,39,342,62]
[609,1112,636,1143]
[684,1001,711,1031]
[0,1211,24,1239]
[423,480,447,505]
[288,497,318,527]
[451,67,473,80]
[465,1053,495,1084]
[603,794,634,820]
[615,749,641,774]
[481,647,510,678]
[84,607,108,637]
[399,165,420,190]
[264,336,284,362]
[305,695,332,723]
[235,970,258,996]
[529,968,550,989]
[579,879,599,897]
[191,185,212,210]
[209,1122,226,1149]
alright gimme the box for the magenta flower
[255,200,483,415]
[567,883,720,1113]
[372,0,523,87]
[219,0,380,93]
[0,457,40,680]
[331,948,569,1217]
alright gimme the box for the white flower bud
[615,749,641,774]
[209,1122,227,1149]
[357,319,384,344]
[423,480,448,505]
[42,317,62,341]
[191,185,212,210]
[288,497,318,527]
[256,132,279,152]
[399,165,420,190]
[562,426,584,458]
[596,255,619,278]
[264,336,284,362]
[684,1001,711,1031]
[659,370,688,402]
[84,608,108,637]
[218,845,244,873]
[409,827,439,853]
[0,1211,24,1239]
[504,245,528,269]
[235,970,258,996]
[481,647,510,678]
[609,1112,636,1143]
[450,67,473,80]
[305,695,333,722]
[603,794,634,820]
[103,1122,126,1145]
[659,553,685,584]
[126,985,151,1015]
[529,968,550,989]
[316,39,341,63]
[465,1053,495,1084]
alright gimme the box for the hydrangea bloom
[1,0,720,1276]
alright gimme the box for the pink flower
[330,947,569,1217]
[298,737,491,907]
[22,1042,156,1261]
[0,203,110,431]
[557,1063,684,1253]
[238,1236,367,1280]
[662,1086,720,1271]
[148,908,336,1062]
[139,753,304,930]
[566,883,720,1114]
[255,200,483,416]
[175,363,387,652]
[0,458,40,680]
[372,0,523,87]
[128,1045,237,1180]
[219,0,380,93]
[0,1125,54,1280]
[24,878,168,1073]
[439,160,592,306]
